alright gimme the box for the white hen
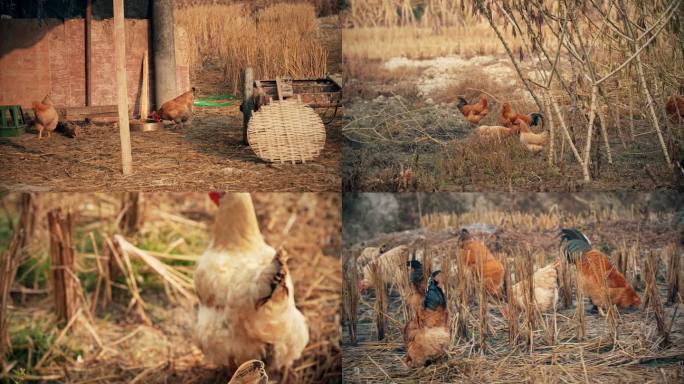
[194,193,309,372]
[507,261,559,316]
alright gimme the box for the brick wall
[0,18,190,117]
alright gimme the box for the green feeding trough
[0,105,28,137]
[194,94,236,107]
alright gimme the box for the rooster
[194,192,309,376]
[504,261,559,318]
[515,119,549,153]
[560,228,641,315]
[459,228,504,298]
[150,87,196,128]
[501,102,543,128]
[31,95,59,139]
[457,95,489,125]
[227,360,268,384]
[403,271,450,368]
[666,95,684,121]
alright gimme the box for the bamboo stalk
[342,254,359,345]
[644,252,669,347]
[369,263,387,341]
[505,259,519,348]
[666,244,681,305]
[575,268,585,341]
[478,251,487,354]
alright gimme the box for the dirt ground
[0,105,341,192]
[4,193,342,383]
[0,16,342,193]
[341,215,684,383]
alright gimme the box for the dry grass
[343,207,683,383]
[343,24,520,62]
[175,0,339,16]
[175,3,328,93]
[343,0,470,29]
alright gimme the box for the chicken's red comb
[208,192,225,206]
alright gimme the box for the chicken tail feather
[256,250,290,308]
[559,228,592,263]
[423,271,446,310]
[530,112,544,128]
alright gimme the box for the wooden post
[47,209,77,323]
[113,0,133,175]
[242,67,254,145]
[140,52,149,120]
[85,0,93,106]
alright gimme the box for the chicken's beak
[208,192,226,206]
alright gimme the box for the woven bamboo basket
[247,99,326,164]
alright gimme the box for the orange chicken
[32,95,59,139]
[459,228,504,298]
[560,228,641,314]
[227,360,268,384]
[458,95,489,125]
[403,271,450,368]
[501,102,543,128]
[515,119,549,153]
[666,95,684,120]
[195,193,308,374]
[150,87,196,128]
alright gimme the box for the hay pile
[2,192,341,383]
[175,3,328,92]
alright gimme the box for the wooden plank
[85,0,93,106]
[275,77,284,101]
[59,105,119,120]
[140,51,149,119]
[242,67,253,145]
[113,0,133,175]
[61,106,118,114]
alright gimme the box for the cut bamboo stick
[47,209,78,323]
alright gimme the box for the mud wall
[0,18,190,115]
